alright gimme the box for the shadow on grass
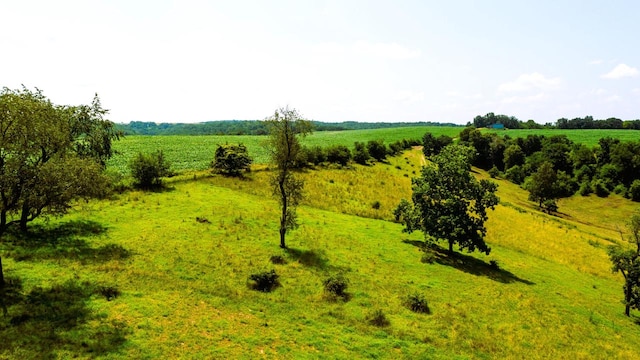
[402,239,535,285]
[285,248,330,270]
[0,279,128,358]
[3,220,131,264]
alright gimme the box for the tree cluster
[470,112,640,130]
[0,87,117,236]
[608,210,640,316]
[458,127,640,210]
[211,143,252,176]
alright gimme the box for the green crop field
[2,140,640,359]
[484,128,640,147]
[106,126,460,175]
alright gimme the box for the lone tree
[211,143,252,176]
[394,145,499,254]
[607,210,640,316]
[525,161,558,212]
[0,87,117,236]
[264,107,312,248]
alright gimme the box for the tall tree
[607,210,640,316]
[394,145,499,254]
[525,161,558,209]
[264,107,312,248]
[0,87,116,235]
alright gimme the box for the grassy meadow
[2,129,640,358]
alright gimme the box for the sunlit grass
[1,147,640,358]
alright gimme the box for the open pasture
[3,144,640,359]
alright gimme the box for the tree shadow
[402,239,534,285]
[0,279,128,358]
[284,248,330,270]
[3,220,131,264]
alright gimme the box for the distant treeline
[116,120,463,136]
[472,113,640,130]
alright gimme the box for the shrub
[579,181,592,196]
[353,142,371,165]
[630,180,640,201]
[404,293,431,314]
[367,140,387,162]
[308,146,327,165]
[323,274,349,299]
[211,143,252,176]
[248,270,279,292]
[613,184,627,195]
[130,150,171,188]
[326,145,351,166]
[371,200,381,210]
[542,199,558,214]
[366,309,390,327]
[488,166,500,178]
[592,179,610,197]
[505,165,525,184]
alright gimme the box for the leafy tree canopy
[395,145,499,255]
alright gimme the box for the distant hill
[115,120,462,135]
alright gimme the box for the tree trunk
[279,181,287,249]
[0,256,4,289]
[448,240,454,254]
[0,210,6,237]
[19,201,29,232]
[625,281,631,316]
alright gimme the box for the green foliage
[265,107,312,248]
[326,145,352,166]
[542,199,559,214]
[592,179,611,198]
[422,132,453,157]
[211,143,252,176]
[503,144,525,170]
[505,165,526,184]
[488,166,501,178]
[629,180,640,202]
[526,162,558,208]
[395,145,499,255]
[0,87,116,235]
[366,140,387,162]
[130,150,171,189]
[248,270,280,292]
[607,211,640,316]
[579,181,593,196]
[323,274,349,299]
[353,142,371,165]
[404,293,431,314]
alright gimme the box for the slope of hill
[1,148,639,359]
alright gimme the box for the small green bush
[579,181,592,196]
[130,150,171,189]
[488,166,500,178]
[323,274,349,299]
[371,201,381,210]
[404,293,431,314]
[366,309,390,327]
[613,184,627,195]
[592,179,610,197]
[248,270,280,292]
[211,143,252,176]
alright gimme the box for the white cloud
[498,73,561,92]
[501,92,546,104]
[588,59,604,65]
[601,64,639,79]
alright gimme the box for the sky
[1,0,639,124]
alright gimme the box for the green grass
[484,128,640,147]
[2,145,640,358]
[106,126,457,175]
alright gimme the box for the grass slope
[484,128,640,147]
[1,148,640,359]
